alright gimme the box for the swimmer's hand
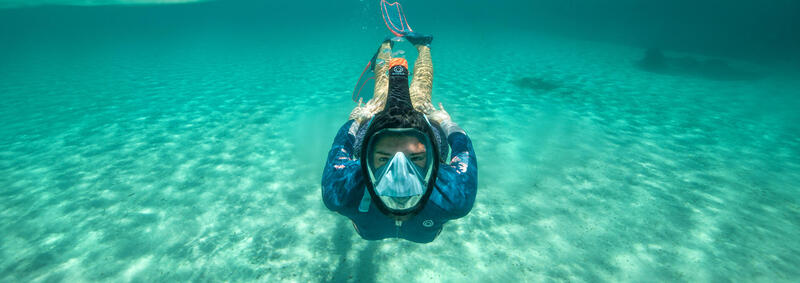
[429,103,464,136]
[349,97,374,124]
[428,102,452,124]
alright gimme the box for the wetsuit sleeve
[434,132,478,219]
[321,120,365,213]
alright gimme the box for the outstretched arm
[428,103,477,219]
[321,120,365,213]
[434,132,478,219]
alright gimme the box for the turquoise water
[2,1,800,282]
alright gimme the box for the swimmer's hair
[364,111,429,143]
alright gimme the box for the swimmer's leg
[410,45,434,114]
[349,40,392,123]
[365,41,393,115]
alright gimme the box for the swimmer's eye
[378,157,390,162]
[411,156,424,162]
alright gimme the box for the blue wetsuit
[322,120,477,243]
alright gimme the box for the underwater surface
[1,0,799,281]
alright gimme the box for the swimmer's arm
[438,132,478,219]
[321,120,365,213]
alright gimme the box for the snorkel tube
[360,58,440,222]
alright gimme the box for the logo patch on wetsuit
[422,220,434,227]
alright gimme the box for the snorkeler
[321,33,478,243]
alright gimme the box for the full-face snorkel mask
[359,58,440,221]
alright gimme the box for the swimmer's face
[372,135,427,168]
